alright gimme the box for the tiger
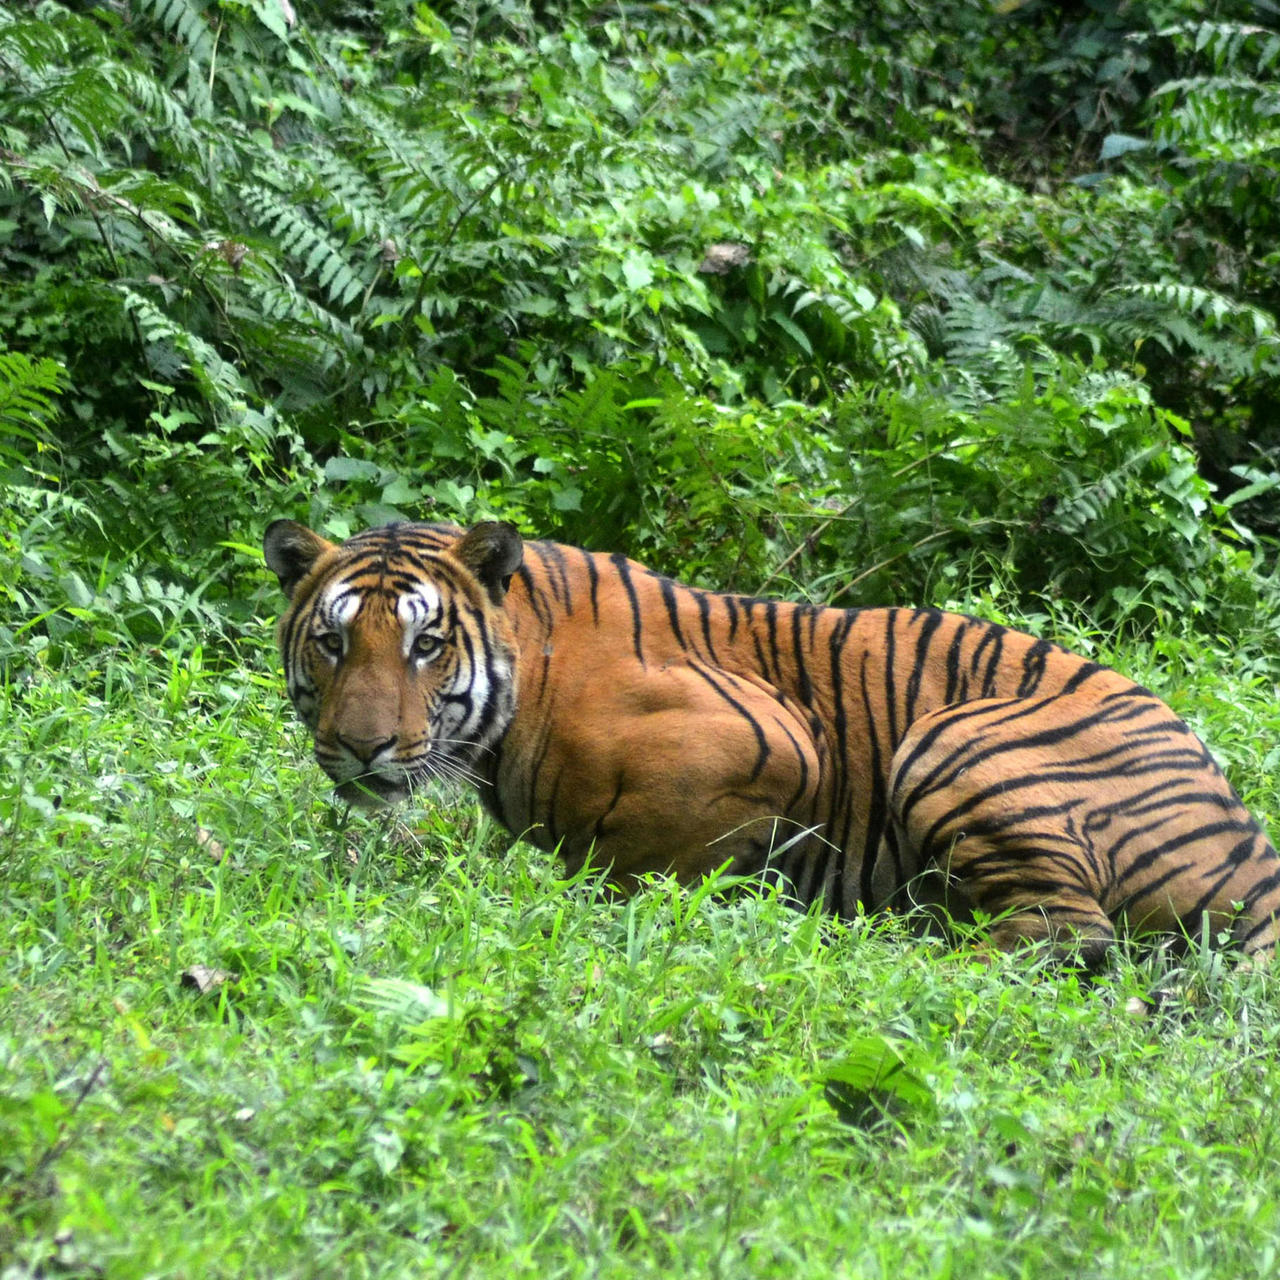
[263,516,1280,965]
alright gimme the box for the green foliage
[812,361,1266,623]
[0,347,64,460]
[4,0,1280,637]
[1096,15,1280,504]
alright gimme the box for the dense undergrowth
[4,0,1280,639]
[5,0,1280,1274]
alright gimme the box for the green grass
[4,619,1280,1279]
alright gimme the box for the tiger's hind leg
[886,694,1125,966]
[888,687,1280,964]
[939,837,1117,966]
[884,815,1119,964]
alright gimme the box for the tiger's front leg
[494,662,827,894]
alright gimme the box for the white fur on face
[314,578,365,641]
[394,583,509,756]
[396,583,444,659]
[303,571,515,793]
[290,581,364,726]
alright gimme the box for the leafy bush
[2,0,1280,658]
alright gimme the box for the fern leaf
[0,350,67,460]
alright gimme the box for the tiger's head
[263,519,524,806]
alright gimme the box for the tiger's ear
[450,521,524,604]
[263,519,335,598]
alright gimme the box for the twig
[829,527,957,604]
[758,439,983,593]
[31,1058,107,1180]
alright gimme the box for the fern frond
[241,183,375,309]
[117,287,249,408]
[111,64,206,155]
[1108,282,1280,359]
[133,0,218,66]
[233,259,365,355]
[0,350,67,460]
[309,152,400,248]
[1147,22,1280,76]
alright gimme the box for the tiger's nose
[335,733,398,763]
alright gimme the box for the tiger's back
[265,518,1280,962]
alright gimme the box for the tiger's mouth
[332,771,411,808]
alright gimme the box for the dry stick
[758,440,983,594]
[829,527,960,605]
[32,1059,107,1180]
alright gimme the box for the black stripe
[1061,661,1104,695]
[772,713,812,815]
[592,775,626,844]
[611,554,646,665]
[889,694,1062,818]
[764,602,781,684]
[1181,835,1263,923]
[752,631,770,678]
[904,611,944,724]
[882,609,900,745]
[1017,639,1052,698]
[686,663,772,784]
[1237,873,1280,944]
[858,653,889,911]
[943,618,968,703]
[514,564,553,630]
[659,576,686,647]
[824,613,855,910]
[918,796,1086,853]
[791,606,813,705]
[695,591,719,663]
[539,541,573,608]
[523,711,558,836]
[1113,819,1256,890]
[975,625,1005,698]
[582,549,600,624]
[897,698,1161,825]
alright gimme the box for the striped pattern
[265,519,1280,961]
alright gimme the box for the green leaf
[381,475,422,505]
[249,0,294,42]
[324,457,381,482]
[369,1128,405,1175]
[772,314,813,356]
[59,572,95,608]
[621,250,655,291]
[824,1035,935,1127]
[1222,474,1280,508]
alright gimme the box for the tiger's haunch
[264,518,1280,963]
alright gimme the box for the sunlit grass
[3,617,1280,1278]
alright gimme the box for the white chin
[333,776,408,808]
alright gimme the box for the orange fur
[265,518,1280,962]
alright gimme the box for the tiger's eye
[315,631,343,657]
[412,633,444,660]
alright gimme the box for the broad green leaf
[824,1035,936,1126]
